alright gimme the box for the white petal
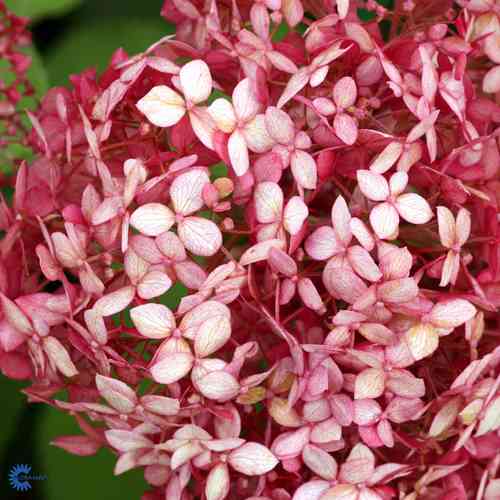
[369,202,399,240]
[357,170,389,201]
[136,85,185,127]
[242,114,274,153]
[291,150,317,190]
[94,286,135,316]
[130,203,175,236]
[130,303,175,339]
[179,59,212,104]
[283,196,308,235]
[233,78,259,122]
[208,98,236,133]
[395,193,433,224]
[228,442,279,476]
[228,129,249,176]
[170,168,210,216]
[178,217,223,257]
[254,182,284,223]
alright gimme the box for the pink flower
[357,169,433,240]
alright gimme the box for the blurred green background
[1,1,173,498]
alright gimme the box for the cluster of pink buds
[2,0,500,499]
[0,0,34,179]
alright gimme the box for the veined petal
[283,196,308,235]
[137,270,172,299]
[179,60,212,104]
[323,255,368,304]
[228,129,250,177]
[228,442,279,475]
[405,323,439,361]
[277,67,310,108]
[437,206,456,249]
[305,226,341,260]
[136,86,185,127]
[428,299,476,329]
[369,202,399,240]
[189,107,216,150]
[150,351,194,384]
[94,286,135,316]
[178,217,223,257]
[291,150,317,190]
[395,193,433,224]
[265,107,295,145]
[233,78,259,122]
[242,114,274,153]
[333,77,357,109]
[357,170,389,201]
[170,168,210,216]
[130,203,175,236]
[254,182,284,224]
[334,113,358,145]
[208,98,236,133]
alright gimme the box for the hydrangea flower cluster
[0,0,35,176]
[1,0,500,499]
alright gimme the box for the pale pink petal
[277,67,310,108]
[105,429,153,452]
[297,278,326,314]
[170,168,210,216]
[93,286,135,316]
[283,196,308,235]
[405,323,439,361]
[483,65,500,93]
[333,77,357,109]
[51,232,82,268]
[323,255,368,304]
[43,336,78,377]
[136,86,186,127]
[385,397,424,424]
[267,50,298,74]
[320,484,358,500]
[141,395,180,416]
[254,182,284,224]
[369,141,403,174]
[130,203,175,236]
[281,0,304,27]
[150,351,194,384]
[205,462,230,500]
[350,218,375,251]
[137,271,172,299]
[292,480,331,500]
[354,368,385,400]
[179,60,212,104]
[389,171,408,197]
[208,98,237,133]
[302,444,338,480]
[130,303,175,339]
[305,226,341,260]
[369,202,400,240]
[353,399,382,426]
[233,78,260,122]
[455,208,471,246]
[347,245,382,283]
[358,323,396,346]
[240,239,285,266]
[357,170,390,201]
[242,114,274,153]
[194,315,231,358]
[395,193,433,224]
[196,371,240,402]
[334,113,358,145]
[228,129,250,177]
[272,427,311,459]
[189,107,216,150]
[428,299,476,329]
[95,374,137,413]
[309,66,329,87]
[290,150,317,190]
[156,231,187,262]
[337,0,350,18]
[340,443,375,484]
[331,195,352,247]
[265,107,295,145]
[228,442,279,475]
[51,436,101,457]
[437,206,456,249]
[377,278,418,304]
[178,217,222,257]
[269,247,298,277]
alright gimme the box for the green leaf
[44,17,174,86]
[24,45,49,97]
[5,0,82,21]
[38,407,149,500]
[0,378,27,450]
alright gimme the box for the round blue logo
[8,464,32,491]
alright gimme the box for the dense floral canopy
[1,0,500,499]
